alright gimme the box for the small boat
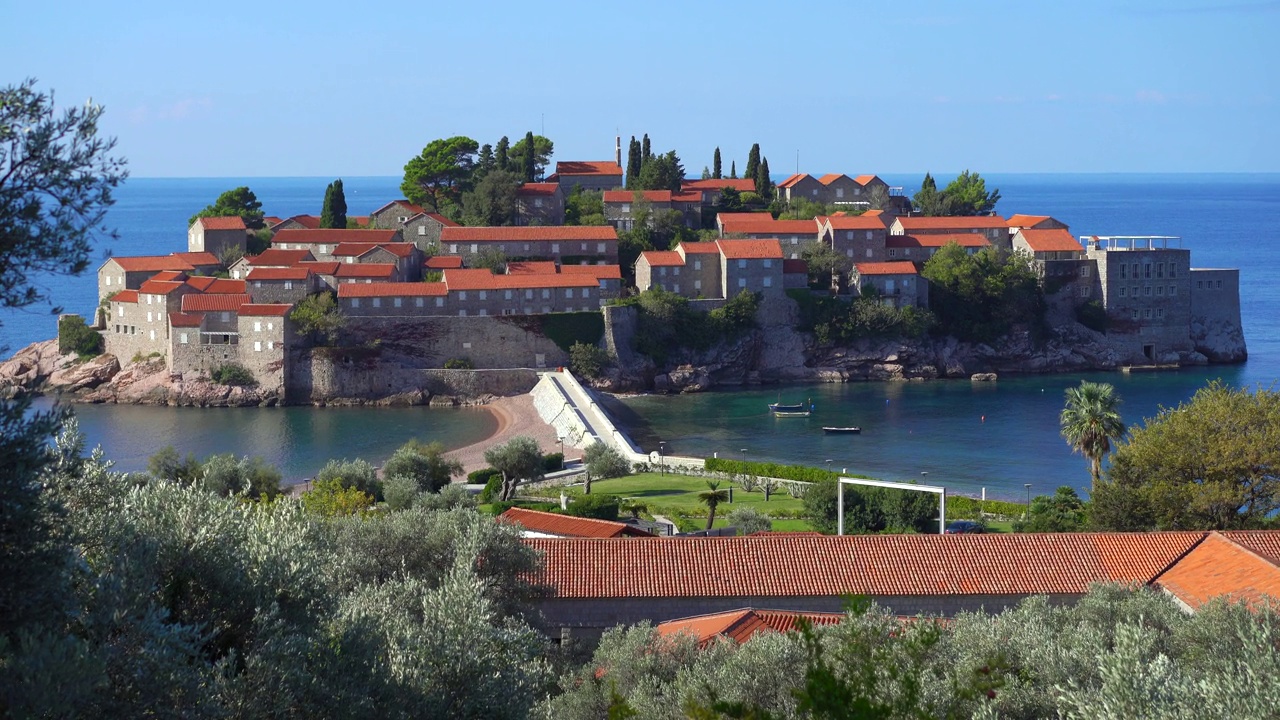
[773,410,812,418]
[769,397,814,413]
[822,426,861,434]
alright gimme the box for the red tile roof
[411,211,460,227]
[783,259,809,274]
[1015,228,1084,253]
[516,182,560,196]
[181,294,251,313]
[335,263,397,278]
[895,216,1007,231]
[499,507,653,538]
[887,234,991,249]
[338,282,447,298]
[681,178,757,192]
[825,215,889,230]
[239,303,294,317]
[297,261,341,275]
[640,250,685,268]
[720,218,821,236]
[506,261,560,275]
[424,255,464,269]
[443,269,597,291]
[248,249,315,266]
[110,289,139,304]
[262,216,283,226]
[441,226,618,242]
[560,264,623,280]
[372,199,426,216]
[138,279,188,296]
[331,242,417,259]
[853,174,881,186]
[818,173,850,186]
[184,277,247,294]
[248,267,312,281]
[195,216,247,231]
[525,533,1208,599]
[856,261,920,276]
[276,214,322,229]
[167,312,204,328]
[274,228,401,245]
[150,270,187,282]
[717,212,774,224]
[1006,214,1052,227]
[555,160,624,176]
[657,608,844,647]
[777,173,811,188]
[108,255,195,273]
[1220,530,1280,564]
[677,241,721,255]
[717,238,784,260]
[1155,532,1280,610]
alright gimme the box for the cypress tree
[641,134,651,162]
[476,144,495,178]
[521,131,536,183]
[495,136,510,172]
[713,147,722,180]
[320,182,336,228]
[626,136,642,190]
[745,144,761,185]
[755,158,772,199]
[331,178,348,228]
[730,161,737,179]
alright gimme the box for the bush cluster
[443,357,474,369]
[58,315,102,357]
[613,288,759,365]
[705,457,851,483]
[210,362,255,386]
[566,493,620,521]
[789,290,934,345]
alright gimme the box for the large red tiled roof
[516,182,560,197]
[1015,229,1084,253]
[524,533,1207,599]
[677,241,721,255]
[247,267,311,281]
[149,270,187,282]
[181,294,251,313]
[424,255,464,269]
[716,212,774,225]
[335,263,397,278]
[1007,214,1053,227]
[560,264,622,280]
[1220,530,1280,564]
[895,216,1007,231]
[441,226,618,242]
[717,238,784,260]
[818,173,850,186]
[506,261,559,275]
[338,282,447,298]
[555,160,624,176]
[239,304,294,317]
[275,214,322,229]
[107,255,195,273]
[720,218,820,236]
[184,277,246,294]
[195,216,247,231]
[681,178,757,192]
[887,234,991,249]
[248,249,315,266]
[331,242,416,258]
[411,211,460,227]
[777,173,811,188]
[1155,532,1280,610]
[297,261,341,275]
[167,312,204,328]
[856,261,920,276]
[640,250,685,268]
[657,608,844,647]
[372,199,426,216]
[853,174,881,186]
[172,252,222,266]
[110,289,139,304]
[138,279,188,296]
[442,269,597,291]
[825,215,889,230]
[274,228,401,244]
[499,508,652,538]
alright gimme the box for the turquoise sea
[6,174,1280,495]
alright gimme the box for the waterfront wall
[340,316,570,370]
[288,351,538,404]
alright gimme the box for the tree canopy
[460,168,521,226]
[190,186,265,228]
[912,170,1001,216]
[920,243,1045,343]
[483,435,545,501]
[289,291,345,345]
[636,150,685,192]
[400,136,479,211]
[381,439,463,494]
[510,132,553,182]
[1060,381,1125,489]
[320,178,347,229]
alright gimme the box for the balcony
[1084,236,1182,251]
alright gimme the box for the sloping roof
[172,252,222,267]
[181,294,251,313]
[238,304,294,317]
[559,264,623,280]
[826,215,889,230]
[409,211,460,228]
[195,216,247,231]
[681,179,757,192]
[1220,530,1280,564]
[443,269,597,291]
[853,174,881,186]
[1155,532,1280,610]
[247,267,311,281]
[716,212,774,225]
[657,608,844,647]
[895,216,1008,231]
[110,290,138,304]
[506,261,560,275]
[887,234,991,249]
[499,507,652,538]
[424,255,465,269]
[677,242,721,255]
[717,238,784,260]
[149,270,187,282]
[248,249,315,266]
[516,182,560,197]
[777,173,812,188]
[640,250,685,268]
[440,226,618,242]
[525,533,1207,599]
[167,312,204,328]
[856,261,920,276]
[555,161,624,176]
[818,173,850,186]
[720,218,820,236]
[297,261,341,275]
[1006,214,1052,227]
[372,199,426,216]
[331,242,406,258]
[106,255,195,273]
[1016,229,1084,253]
[273,228,401,244]
[276,214,322,229]
[783,259,809,274]
[138,279,188,296]
[338,282,447,298]
[334,263,397,278]
[184,277,246,294]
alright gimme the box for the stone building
[515,183,565,225]
[1086,236,1195,362]
[679,178,757,207]
[368,200,426,229]
[776,173,823,204]
[635,241,724,299]
[718,238,784,298]
[438,226,619,265]
[331,242,423,281]
[822,214,891,263]
[851,261,928,308]
[891,216,1009,250]
[718,217,822,260]
[246,267,315,304]
[272,228,403,261]
[187,216,247,257]
[97,253,221,300]
[549,160,624,194]
[368,200,459,252]
[602,190,702,231]
[1013,228,1092,294]
[885,233,990,262]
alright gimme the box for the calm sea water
[5,174,1279,493]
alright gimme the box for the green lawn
[581,472,807,518]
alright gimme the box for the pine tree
[495,136,511,172]
[701,166,712,180]
[626,136,642,190]
[755,158,773,199]
[641,134,651,162]
[521,131,536,183]
[730,161,737,179]
[745,144,761,184]
[331,178,347,228]
[713,147,722,179]
[320,182,337,228]
[476,144,495,178]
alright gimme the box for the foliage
[381,474,420,511]
[461,168,521,226]
[58,314,102,357]
[443,357,474,369]
[381,439,463,494]
[1060,380,1125,489]
[198,452,283,499]
[724,506,772,535]
[290,291,345,346]
[697,481,730,530]
[920,244,1046,343]
[401,135,479,211]
[315,457,382,500]
[563,187,606,226]
[712,147,722,179]
[637,150,685,192]
[569,341,612,379]
[941,169,1001,216]
[803,478,940,534]
[210,362,255,386]
[705,457,841,484]
[583,442,630,494]
[790,290,935,345]
[479,472,504,504]
[509,132,553,182]
[300,477,374,516]
[249,227,272,255]
[745,143,760,184]
[147,445,203,485]
[320,178,347,229]
[543,452,564,472]
[189,186,264,228]
[1075,299,1109,332]
[483,436,545,501]
[615,288,758,365]
[533,310,606,352]
[567,493,621,521]
[755,156,773,199]
[1013,486,1088,532]
[1,78,127,315]
[1094,380,1280,530]
[779,196,842,221]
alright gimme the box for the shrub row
[705,457,873,484]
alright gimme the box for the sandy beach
[445,394,578,476]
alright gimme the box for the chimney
[615,135,622,166]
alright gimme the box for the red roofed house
[246,267,315,304]
[886,233,990,262]
[777,173,823,204]
[656,608,844,647]
[104,278,198,361]
[440,226,619,266]
[718,239,785,298]
[680,178,757,206]
[1153,531,1280,612]
[1007,214,1069,234]
[97,255,195,300]
[718,217,822,260]
[891,216,1009,250]
[170,252,223,275]
[1012,228,1095,293]
[270,215,322,232]
[442,268,606,316]
[180,293,253,342]
[368,200,460,252]
[523,531,1247,641]
[334,262,399,284]
[852,262,927,308]
[551,160,624,194]
[515,183,565,226]
[337,282,449,317]
[331,242,424,280]
[821,214,892,265]
[235,304,299,395]
[558,263,624,299]
[187,216,248,257]
[602,190,702,231]
[498,507,654,539]
[368,200,426,229]
[635,241,723,299]
[272,228,404,261]
[424,254,465,271]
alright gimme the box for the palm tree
[1060,381,1126,490]
[698,481,731,530]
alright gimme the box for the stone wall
[531,373,598,448]
[337,315,570,370]
[1190,268,1246,362]
[287,354,538,404]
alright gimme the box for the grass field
[578,472,808,516]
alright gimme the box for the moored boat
[769,397,814,413]
[822,426,861,434]
[773,410,812,418]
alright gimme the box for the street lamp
[740,448,748,467]
[826,459,832,475]
[1024,483,1032,517]
[556,436,564,462]
[658,441,666,476]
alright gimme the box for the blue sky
[5,0,1276,177]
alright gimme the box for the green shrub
[704,457,863,484]
[443,357,474,369]
[539,312,605,352]
[210,363,255,386]
[480,473,503,503]
[542,452,564,473]
[569,341,612,379]
[1075,300,1109,333]
[566,494,620,521]
[58,315,102,357]
[468,467,501,484]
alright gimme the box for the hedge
[538,312,605,353]
[705,457,873,484]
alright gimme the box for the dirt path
[445,394,579,476]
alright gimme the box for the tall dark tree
[520,131,536,183]
[320,183,336,228]
[913,172,948,216]
[626,136,642,190]
[510,133,554,180]
[755,157,773,199]
[637,150,685,192]
[730,161,737,179]
[713,147,722,179]
[461,169,521,226]
[495,135,511,172]
[321,179,347,228]
[641,133,651,162]
[476,143,495,178]
[190,186,265,229]
[745,143,761,184]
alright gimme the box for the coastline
[443,394,576,476]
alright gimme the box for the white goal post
[837,477,947,535]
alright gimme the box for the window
[254,341,262,352]
[435,297,444,307]
[836,188,844,198]
[1197,280,1204,289]
[738,278,746,288]
[147,294,153,305]
[415,297,424,307]
[1217,280,1223,289]
[737,259,746,269]
[105,276,112,286]
[449,244,457,253]
[470,244,478,253]
[523,243,530,251]
[889,249,897,258]
[393,297,402,308]
[267,341,274,350]
[763,276,772,287]
[351,298,360,308]
[1157,262,1164,278]
[847,249,854,258]
[565,289,573,298]
[1119,287,1126,297]
[865,249,873,258]
[763,259,772,268]
[179,332,188,344]
[811,189,818,196]
[541,289,550,299]
[1169,263,1177,278]
[1119,264,1128,279]
[1144,309,1153,319]
[846,231,854,240]
[147,311,153,322]
[1144,286,1152,296]
[458,309,467,317]
[583,288,590,298]
[418,226,426,236]
[479,308,487,316]
[1079,286,1090,298]
[694,260,701,270]
[597,243,606,253]
[479,291,486,300]
[1169,285,1176,296]
[284,281,293,290]
[525,290,533,299]
[1132,286,1139,296]
[552,243,560,253]
[672,284,679,294]
[1132,309,1140,320]
[372,298,381,308]
[254,321,262,332]
[268,323,273,330]
[1080,266,1090,278]
[1132,263,1139,277]
[791,237,798,245]
[694,280,702,290]
[1156,286,1164,296]
[621,203,631,213]
[659,267,667,276]
[534,198,543,208]
[459,291,467,300]
[504,290,512,300]
[1144,264,1152,278]
[1157,308,1165,319]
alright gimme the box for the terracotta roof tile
[337,282,447,298]
[826,215,889,230]
[525,532,1208,599]
[424,255,464,269]
[853,174,881,186]
[559,264,622,280]
[238,304,294,317]
[895,216,1007,231]
[1006,214,1052,227]
[331,242,417,258]
[274,228,401,244]
[657,608,844,647]
[856,262,920,276]
[677,242,721,255]
[297,261,341,275]
[137,280,188,295]
[777,173,811,188]
[110,289,138,304]
[506,261,560,275]
[818,173,850,186]
[440,226,617,242]
[555,160,624,176]
[334,263,397,278]
[720,218,821,236]
[247,267,312,281]
[107,255,195,273]
[1155,532,1280,610]
[149,270,187,282]
[184,277,246,294]
[195,216,247,231]
[372,199,426,216]
[887,234,990,249]
[181,294,251,313]
[171,251,221,267]
[681,179,757,192]
[248,249,315,266]
[640,250,685,268]
[275,214,321,229]
[1015,229,1084,253]
[717,238,784,260]
[443,269,597,291]
[167,311,204,328]
[1220,530,1280,564]
[716,212,774,225]
[499,507,653,538]
[516,182,560,197]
